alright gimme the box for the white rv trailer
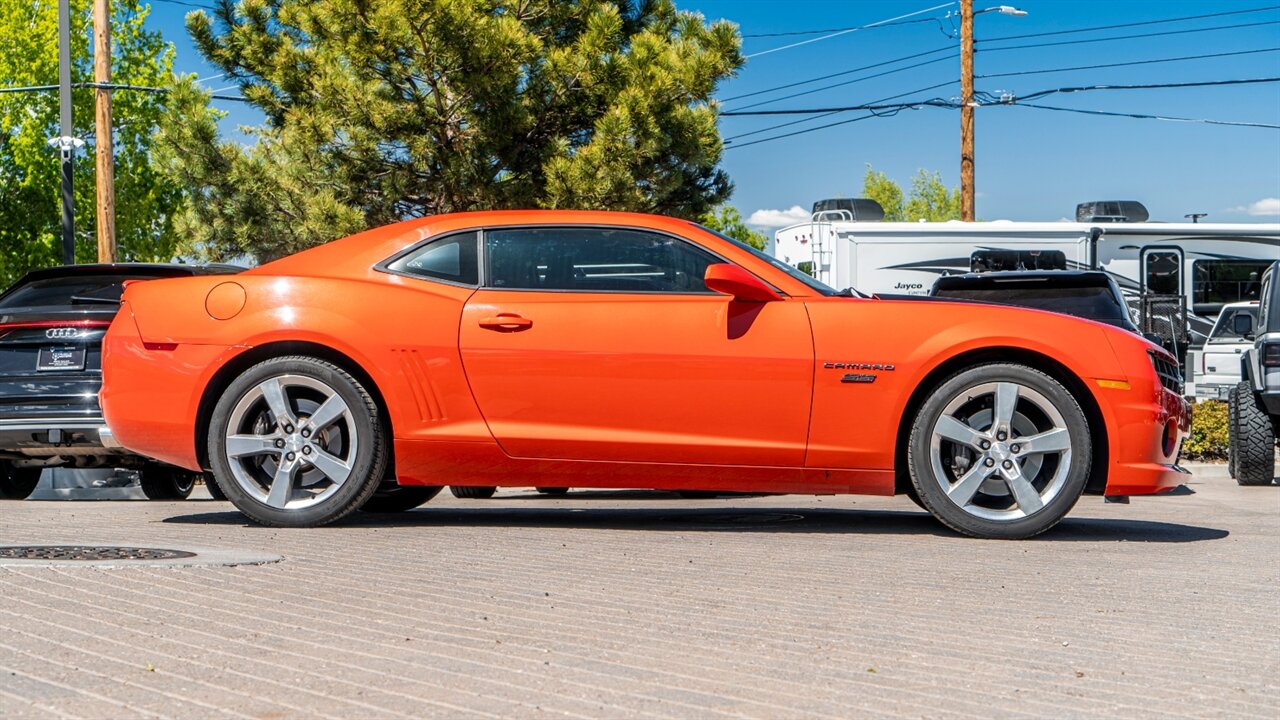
[772,200,1280,350]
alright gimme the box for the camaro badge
[823,361,895,371]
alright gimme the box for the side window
[484,227,718,293]
[386,231,479,286]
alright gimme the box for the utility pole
[94,0,116,263]
[57,0,76,264]
[959,0,975,222]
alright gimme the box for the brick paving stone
[0,465,1276,719]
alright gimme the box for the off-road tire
[0,463,41,500]
[1227,388,1239,479]
[1231,381,1276,486]
[450,486,496,499]
[139,464,196,500]
[208,356,388,527]
[908,363,1092,540]
[360,484,442,512]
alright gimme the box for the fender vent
[393,349,446,421]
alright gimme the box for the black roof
[14,263,242,284]
[933,270,1113,290]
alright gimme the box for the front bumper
[1102,382,1193,496]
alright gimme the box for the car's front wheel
[208,356,388,527]
[0,463,41,500]
[908,364,1092,539]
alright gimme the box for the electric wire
[0,81,247,102]
[725,102,950,151]
[721,45,953,103]
[724,79,957,142]
[978,47,1280,79]
[726,52,957,111]
[1013,77,1280,104]
[151,0,218,10]
[742,17,938,38]
[1011,102,1280,130]
[745,2,954,58]
[978,19,1280,52]
[979,4,1280,42]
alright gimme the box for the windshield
[1208,306,1259,342]
[696,225,841,296]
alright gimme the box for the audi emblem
[45,327,80,340]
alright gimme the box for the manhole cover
[0,546,197,561]
[0,545,282,568]
[662,513,805,525]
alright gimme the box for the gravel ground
[0,463,1276,719]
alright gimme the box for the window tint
[485,228,718,293]
[934,285,1131,326]
[1193,260,1270,306]
[387,231,479,286]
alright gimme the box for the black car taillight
[1263,342,1280,368]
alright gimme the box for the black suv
[930,270,1140,331]
[1228,261,1280,486]
[0,263,238,500]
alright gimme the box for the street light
[960,1,1028,221]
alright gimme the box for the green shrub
[1184,400,1229,461]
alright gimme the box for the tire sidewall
[209,357,386,526]
[908,363,1092,539]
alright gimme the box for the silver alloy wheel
[928,381,1072,521]
[223,374,357,511]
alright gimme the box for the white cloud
[747,205,811,228]
[1228,197,1280,216]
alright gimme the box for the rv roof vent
[811,198,885,222]
[1076,200,1149,223]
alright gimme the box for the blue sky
[147,0,1280,228]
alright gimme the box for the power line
[1013,77,1280,104]
[0,81,247,102]
[977,47,1280,79]
[742,17,938,38]
[978,19,1280,52]
[745,2,954,58]
[724,80,957,142]
[725,52,957,112]
[979,4,1280,42]
[725,101,953,151]
[151,0,218,10]
[721,45,952,103]
[723,97,956,118]
[1012,102,1280,130]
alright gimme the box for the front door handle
[478,313,533,332]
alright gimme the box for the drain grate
[0,546,197,562]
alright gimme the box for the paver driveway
[0,466,1276,719]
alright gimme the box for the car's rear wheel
[1231,381,1276,486]
[360,484,442,512]
[450,485,496,499]
[908,364,1091,539]
[140,464,197,500]
[535,487,569,496]
[208,356,388,527]
[0,463,41,500]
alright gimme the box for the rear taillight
[1263,343,1280,368]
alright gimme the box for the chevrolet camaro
[100,211,1190,538]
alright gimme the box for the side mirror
[1232,313,1255,339]
[704,264,782,302]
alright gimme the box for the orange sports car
[100,211,1190,538]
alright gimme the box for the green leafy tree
[700,204,766,250]
[157,0,744,263]
[862,165,961,222]
[0,0,181,284]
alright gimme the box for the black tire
[1232,381,1276,486]
[907,363,1092,540]
[203,471,227,500]
[139,464,197,500]
[535,487,569,496]
[1227,388,1239,479]
[902,485,926,511]
[208,356,388,527]
[360,484,442,512]
[0,463,41,500]
[450,485,496,499]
